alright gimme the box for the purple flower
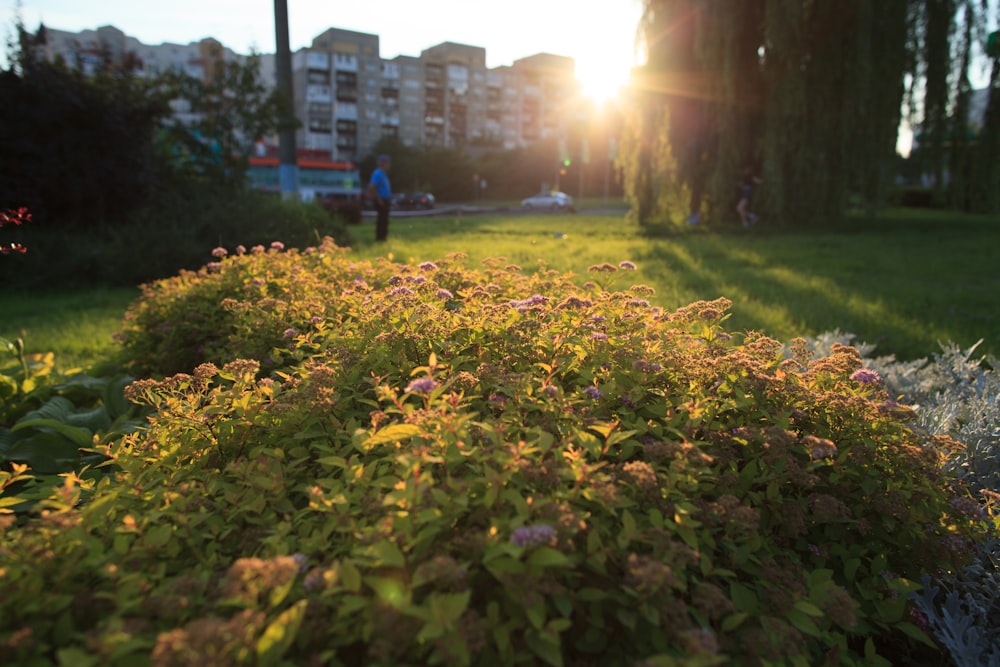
[309,316,323,324]
[270,241,285,251]
[592,332,608,341]
[211,246,228,258]
[632,360,663,373]
[251,245,265,254]
[251,278,265,287]
[510,524,556,547]
[410,275,427,285]
[405,377,438,394]
[235,245,246,255]
[205,261,223,271]
[292,552,309,573]
[419,261,438,270]
[583,386,603,400]
[437,288,454,300]
[389,286,415,297]
[850,368,881,385]
[282,328,298,340]
[628,298,650,308]
[542,385,559,397]
[619,260,637,270]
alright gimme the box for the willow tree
[621,0,982,226]
[620,0,715,225]
[970,29,1000,212]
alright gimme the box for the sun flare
[576,53,633,105]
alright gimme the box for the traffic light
[563,158,571,167]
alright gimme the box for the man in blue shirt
[368,154,392,241]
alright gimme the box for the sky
[4,0,646,102]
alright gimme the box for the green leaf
[103,375,135,420]
[527,547,571,570]
[729,583,758,614]
[793,600,824,617]
[615,607,637,630]
[145,523,173,548]
[429,590,471,627]
[22,396,74,422]
[525,629,563,667]
[365,540,406,568]
[257,599,308,667]
[619,510,637,547]
[6,431,81,473]
[786,608,822,637]
[363,423,422,448]
[367,576,411,609]
[721,612,748,632]
[57,647,101,667]
[65,405,112,432]
[896,621,937,648]
[12,419,93,448]
[525,601,546,629]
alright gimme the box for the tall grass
[1,207,996,371]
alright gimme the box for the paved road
[361,205,627,218]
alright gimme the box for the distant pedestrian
[368,154,392,241]
[737,167,762,227]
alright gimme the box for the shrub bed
[1,238,993,666]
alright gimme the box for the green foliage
[1,337,149,513]
[4,242,992,665]
[625,0,998,224]
[0,186,349,290]
[158,45,292,190]
[0,23,172,226]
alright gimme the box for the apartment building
[37,24,243,81]
[30,23,581,162]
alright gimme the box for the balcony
[334,103,358,120]
[306,85,332,103]
[307,70,330,84]
[305,52,329,71]
[332,53,358,72]
[308,117,332,133]
[336,87,358,103]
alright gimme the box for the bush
[1,245,993,666]
[0,187,350,290]
[797,331,1000,665]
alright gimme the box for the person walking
[368,154,392,241]
[737,167,762,228]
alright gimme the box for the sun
[576,53,633,105]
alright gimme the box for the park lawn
[0,287,139,372]
[1,206,996,373]
[348,207,999,361]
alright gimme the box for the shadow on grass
[373,208,999,360]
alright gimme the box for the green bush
[1,243,993,666]
[0,187,350,290]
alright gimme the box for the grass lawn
[1,206,997,372]
[348,207,999,361]
[0,287,139,372]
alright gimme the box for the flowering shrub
[1,240,994,666]
[0,207,29,255]
[795,330,1000,665]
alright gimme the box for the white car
[521,191,574,211]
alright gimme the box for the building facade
[31,23,582,162]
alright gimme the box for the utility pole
[274,0,298,200]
